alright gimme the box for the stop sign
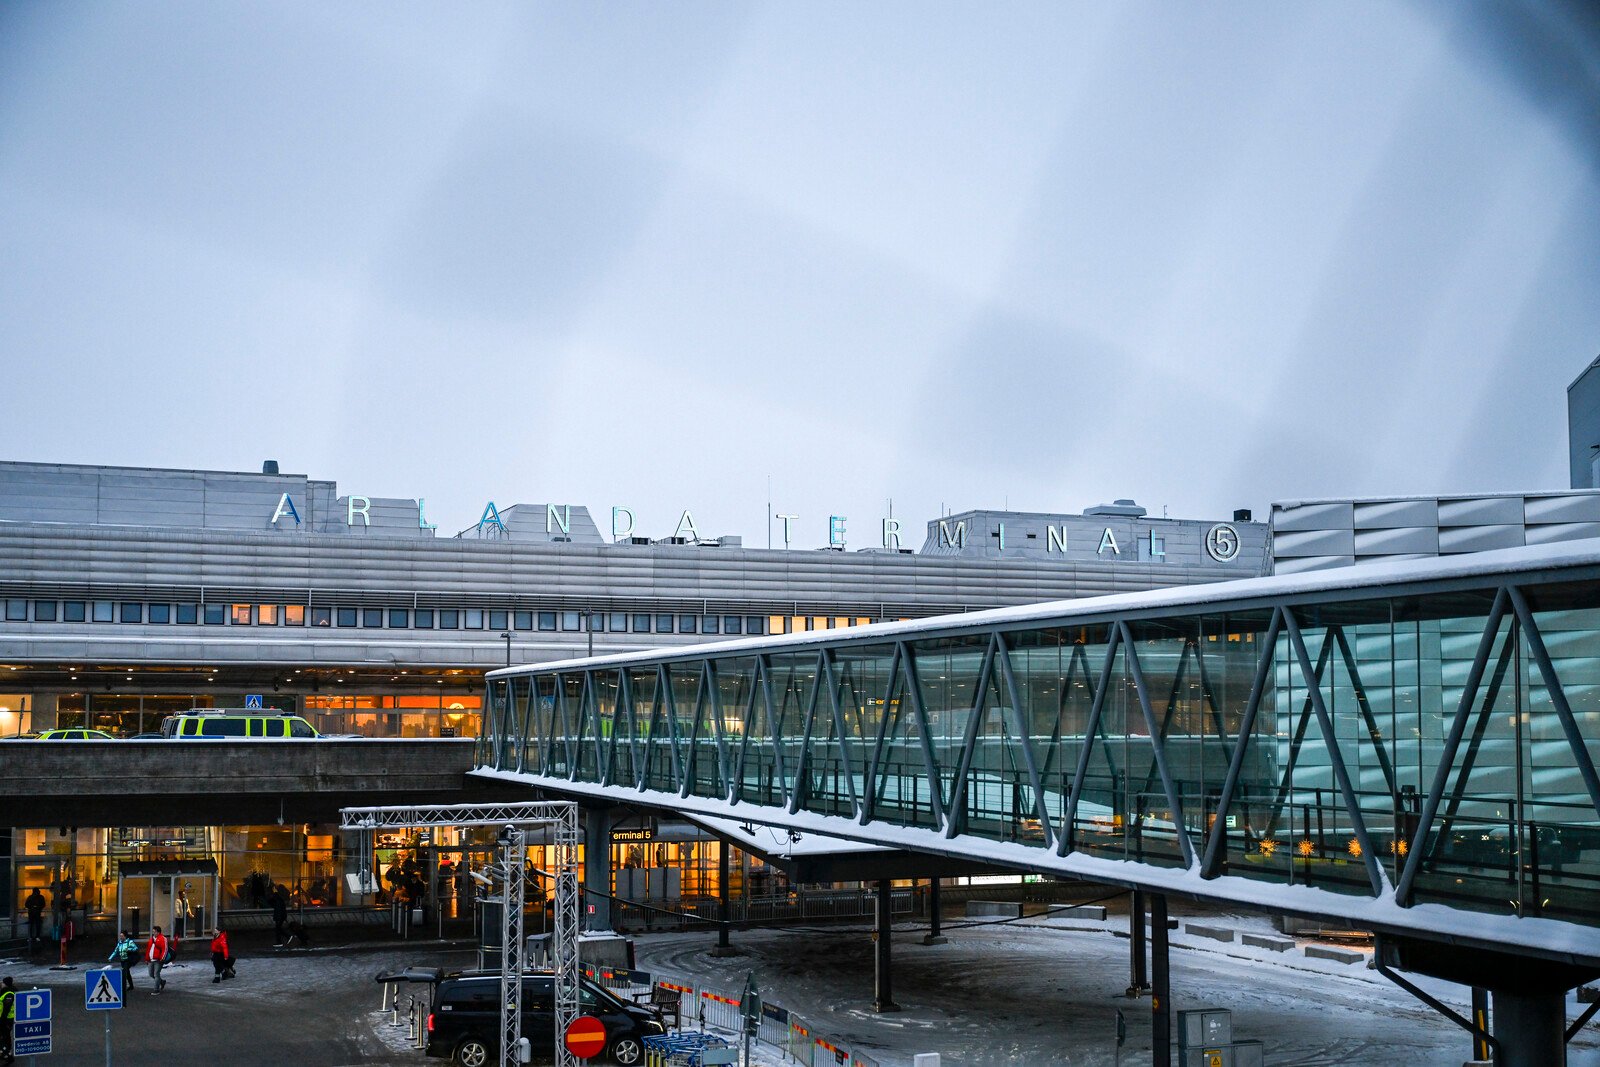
[563,1015,607,1059]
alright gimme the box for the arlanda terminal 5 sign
[266,493,1247,565]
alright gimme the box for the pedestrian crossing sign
[86,967,123,1010]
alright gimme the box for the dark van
[426,970,664,1066]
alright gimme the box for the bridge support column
[711,839,737,956]
[874,879,899,1012]
[1127,889,1147,996]
[581,806,612,931]
[1151,892,1170,1067]
[1491,989,1564,1067]
[1470,987,1490,1063]
[923,879,946,945]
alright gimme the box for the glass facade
[483,575,1600,931]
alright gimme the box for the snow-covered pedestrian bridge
[475,541,1600,970]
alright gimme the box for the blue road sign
[17,987,51,1022]
[85,967,123,1010]
[244,693,263,708]
[14,1032,50,1056]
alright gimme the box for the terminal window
[388,609,409,628]
[538,612,556,631]
[284,605,305,626]
[439,610,459,629]
[230,604,251,625]
[414,609,433,629]
[488,611,508,631]
[176,604,198,624]
[203,603,225,625]
[311,607,332,627]
[632,614,651,632]
[33,601,57,622]
[724,616,742,635]
[121,602,144,623]
[514,611,533,631]
[609,613,626,633]
[561,612,579,631]
[363,609,383,628]
[93,601,114,623]
[63,601,86,622]
[336,607,358,627]
[258,605,279,625]
[148,604,171,624]
[5,599,26,621]
[702,616,719,635]
[678,615,697,634]
[464,609,484,629]
[655,614,673,633]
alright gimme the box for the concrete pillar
[1470,987,1490,1063]
[923,879,946,945]
[711,841,735,955]
[1151,893,1170,1067]
[874,879,899,1012]
[1491,989,1565,1067]
[582,806,612,931]
[31,693,59,733]
[1128,889,1148,996]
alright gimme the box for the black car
[425,970,664,1066]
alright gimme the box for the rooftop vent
[1083,498,1146,518]
[262,460,279,475]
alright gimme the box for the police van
[159,709,319,739]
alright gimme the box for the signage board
[244,694,263,709]
[563,1015,607,1059]
[85,967,123,1010]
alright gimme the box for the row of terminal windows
[0,599,830,636]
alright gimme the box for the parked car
[35,728,116,740]
[159,709,319,738]
[425,970,664,1066]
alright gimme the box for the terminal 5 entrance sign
[267,493,1243,565]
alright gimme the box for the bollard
[381,981,396,1015]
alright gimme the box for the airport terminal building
[0,459,1266,935]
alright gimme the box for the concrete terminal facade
[0,459,1263,938]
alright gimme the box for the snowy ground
[632,910,1600,1067]
[3,914,1595,1066]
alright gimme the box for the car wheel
[610,1036,644,1066]
[455,1037,492,1067]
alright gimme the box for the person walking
[145,926,169,995]
[22,890,44,954]
[109,931,140,992]
[209,928,235,983]
[270,890,288,946]
[0,976,15,1064]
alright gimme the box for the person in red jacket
[209,928,235,984]
[145,926,169,995]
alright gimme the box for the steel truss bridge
[475,542,1600,1062]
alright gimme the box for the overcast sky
[3,3,1598,547]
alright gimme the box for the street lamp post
[500,632,511,669]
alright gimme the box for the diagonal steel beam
[901,640,950,832]
[1431,631,1515,857]
[1200,609,1283,878]
[862,645,903,824]
[1284,611,1387,895]
[1262,627,1338,840]
[1395,588,1509,904]
[1059,626,1123,856]
[946,637,999,839]
[787,652,827,815]
[996,631,1055,847]
[1118,621,1196,868]
[1333,628,1397,797]
[821,648,861,816]
[758,655,786,808]
[1508,586,1600,820]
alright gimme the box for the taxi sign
[86,967,123,1010]
[563,1015,607,1059]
